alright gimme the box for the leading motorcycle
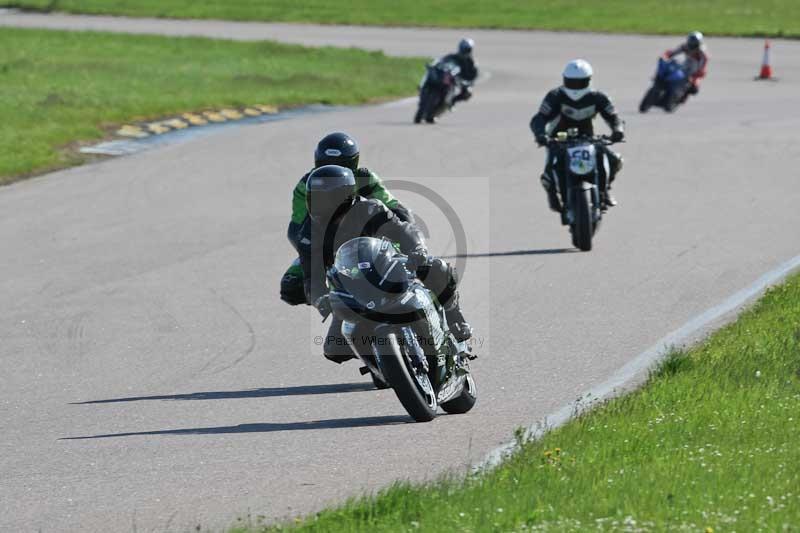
[414,59,462,124]
[547,131,621,251]
[326,237,477,422]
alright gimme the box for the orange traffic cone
[756,40,773,80]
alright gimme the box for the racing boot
[601,153,622,210]
[445,300,473,343]
[601,189,618,210]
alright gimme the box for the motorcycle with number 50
[547,130,622,251]
[326,237,477,422]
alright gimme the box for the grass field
[4,0,800,37]
[239,272,800,532]
[0,28,422,185]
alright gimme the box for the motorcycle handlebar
[543,134,623,147]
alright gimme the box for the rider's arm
[664,45,684,59]
[693,50,709,80]
[287,175,310,250]
[597,92,624,134]
[530,90,560,138]
[290,175,310,225]
[355,168,399,209]
[461,58,478,82]
[358,200,427,256]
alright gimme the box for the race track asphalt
[2,11,800,532]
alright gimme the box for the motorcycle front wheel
[570,187,594,252]
[378,332,437,422]
[639,86,658,113]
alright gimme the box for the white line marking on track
[479,251,800,470]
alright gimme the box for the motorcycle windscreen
[331,237,411,311]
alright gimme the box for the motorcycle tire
[370,371,391,390]
[440,374,477,414]
[424,90,443,123]
[639,87,658,113]
[570,188,594,252]
[378,332,437,422]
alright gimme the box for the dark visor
[563,77,590,90]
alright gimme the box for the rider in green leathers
[280,132,414,305]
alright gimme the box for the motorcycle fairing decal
[357,262,371,269]
[417,288,445,349]
[561,104,596,121]
[567,144,597,175]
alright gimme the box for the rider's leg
[600,147,623,209]
[280,258,307,305]
[541,148,563,213]
[323,316,357,363]
[416,258,472,342]
[452,84,473,104]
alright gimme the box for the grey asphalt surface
[2,11,800,532]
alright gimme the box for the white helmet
[561,59,593,101]
[687,31,704,51]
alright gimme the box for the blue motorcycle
[639,58,689,113]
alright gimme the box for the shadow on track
[71,382,376,405]
[60,415,411,440]
[444,248,576,259]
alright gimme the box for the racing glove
[406,248,430,273]
[611,130,625,143]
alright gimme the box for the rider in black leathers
[299,165,472,364]
[280,132,414,306]
[530,59,625,213]
[440,38,478,105]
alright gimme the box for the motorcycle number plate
[567,144,596,175]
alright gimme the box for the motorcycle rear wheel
[378,332,437,422]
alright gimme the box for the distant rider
[529,59,625,213]
[280,132,414,306]
[440,38,479,106]
[300,165,472,364]
[665,31,708,102]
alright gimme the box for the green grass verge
[0,28,422,185]
[4,0,800,37]
[239,272,800,532]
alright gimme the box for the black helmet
[687,31,703,51]
[305,165,356,221]
[314,132,359,171]
[329,237,411,310]
[458,37,474,56]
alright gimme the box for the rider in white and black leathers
[530,59,625,212]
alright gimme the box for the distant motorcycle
[414,60,462,124]
[639,57,689,113]
[547,131,622,251]
[326,237,477,422]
